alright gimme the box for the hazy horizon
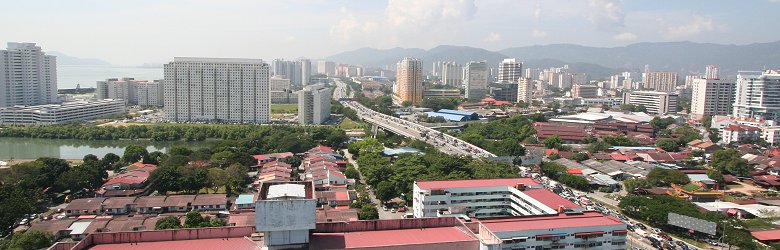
[2,0,780,66]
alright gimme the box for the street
[342,149,402,220]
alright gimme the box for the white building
[299,59,311,85]
[732,70,780,120]
[690,78,735,119]
[316,61,335,76]
[96,78,163,106]
[270,76,291,91]
[464,61,488,101]
[440,62,462,87]
[622,91,678,114]
[412,178,581,219]
[498,58,522,83]
[255,182,316,249]
[517,78,533,104]
[0,99,126,125]
[721,124,761,145]
[163,57,270,124]
[0,42,58,107]
[298,84,331,125]
[571,84,599,98]
[762,127,780,146]
[644,72,678,92]
[705,65,720,80]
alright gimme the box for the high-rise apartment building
[733,70,780,120]
[690,78,735,119]
[316,61,336,76]
[705,65,720,80]
[298,84,331,125]
[163,57,270,123]
[644,72,678,92]
[622,91,678,114]
[464,61,488,101]
[523,68,540,80]
[299,59,311,85]
[440,62,462,87]
[498,58,522,83]
[393,57,423,105]
[0,42,58,107]
[493,82,518,103]
[571,84,599,98]
[517,78,533,104]
[96,78,163,106]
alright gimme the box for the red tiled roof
[101,168,154,188]
[724,124,761,131]
[310,226,477,249]
[415,178,538,190]
[752,229,780,241]
[88,237,259,250]
[610,153,631,161]
[523,188,580,210]
[480,211,623,232]
[567,168,583,175]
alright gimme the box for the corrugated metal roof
[426,112,467,121]
[68,221,92,235]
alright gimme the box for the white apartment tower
[96,78,164,106]
[517,78,533,104]
[644,72,678,92]
[298,84,331,125]
[705,65,720,80]
[622,91,678,115]
[136,80,164,107]
[299,59,311,85]
[464,61,488,101]
[440,62,462,87]
[317,61,336,76]
[0,42,58,107]
[498,58,522,83]
[163,57,270,123]
[733,70,780,120]
[690,78,735,119]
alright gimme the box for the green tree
[150,165,182,193]
[374,181,396,203]
[602,136,639,146]
[0,183,43,236]
[155,216,182,230]
[587,141,611,153]
[207,168,229,193]
[650,117,676,132]
[623,178,650,192]
[656,138,680,152]
[647,168,690,187]
[701,115,712,128]
[226,163,249,194]
[344,165,360,180]
[183,211,207,228]
[711,149,750,176]
[122,144,149,164]
[543,135,563,149]
[570,153,589,162]
[101,153,121,170]
[548,152,561,160]
[358,205,379,220]
[6,230,54,250]
[707,169,726,185]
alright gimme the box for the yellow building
[393,57,423,105]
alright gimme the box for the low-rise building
[622,91,678,114]
[192,194,227,212]
[721,124,761,145]
[0,99,127,125]
[65,198,105,216]
[423,89,461,99]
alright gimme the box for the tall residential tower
[498,58,522,83]
[393,57,423,105]
[0,42,58,107]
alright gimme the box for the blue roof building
[426,111,468,122]
[437,109,478,120]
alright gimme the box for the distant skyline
[2,0,779,66]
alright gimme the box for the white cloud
[612,32,637,41]
[587,0,625,31]
[484,32,502,42]
[330,0,477,46]
[533,4,542,20]
[662,15,715,39]
[770,0,780,3]
[531,29,548,38]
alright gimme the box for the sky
[1,0,779,66]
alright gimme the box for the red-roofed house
[754,175,780,188]
[315,207,359,223]
[722,124,761,145]
[752,229,780,243]
[252,152,294,165]
[308,145,335,155]
[96,164,157,197]
[316,190,356,207]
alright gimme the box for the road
[342,150,402,220]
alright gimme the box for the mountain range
[48,51,112,66]
[327,41,780,79]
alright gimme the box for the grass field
[271,104,298,114]
[338,118,363,130]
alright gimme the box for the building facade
[423,89,462,99]
[96,78,163,106]
[733,70,780,120]
[298,84,331,125]
[690,78,735,119]
[0,42,58,107]
[705,65,720,80]
[441,62,463,87]
[498,58,522,83]
[464,61,488,101]
[517,78,532,104]
[571,84,599,98]
[644,72,678,92]
[0,99,126,125]
[493,82,518,103]
[163,57,270,123]
[316,61,336,76]
[622,91,678,114]
[393,57,423,105]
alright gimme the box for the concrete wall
[68,226,255,250]
[256,199,316,231]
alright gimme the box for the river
[0,138,213,160]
